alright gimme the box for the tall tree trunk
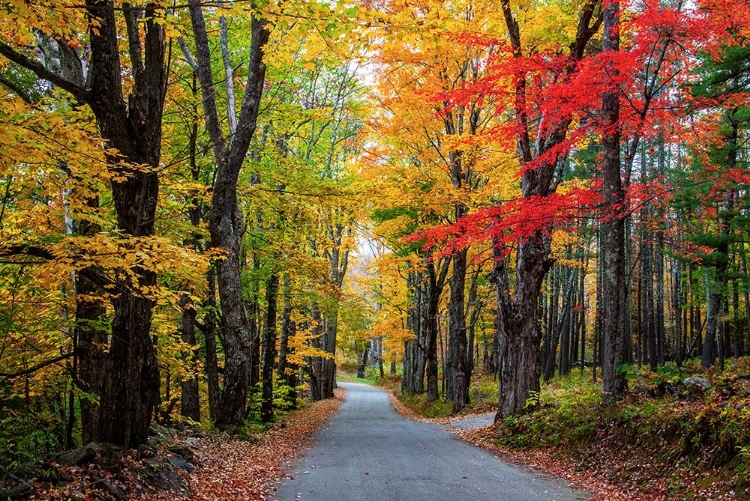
[204,267,221,421]
[601,0,628,403]
[278,275,297,408]
[673,258,683,366]
[308,308,325,401]
[180,293,201,422]
[402,272,420,394]
[76,264,106,444]
[181,97,204,424]
[701,112,737,367]
[357,346,370,379]
[426,257,449,402]
[261,272,279,422]
[447,248,468,412]
[494,232,551,417]
[187,1,270,428]
[465,268,482,396]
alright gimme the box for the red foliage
[409,0,750,260]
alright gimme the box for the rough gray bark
[447,247,468,412]
[187,0,270,428]
[427,257,450,402]
[357,346,370,379]
[180,294,201,422]
[261,272,280,423]
[601,0,628,404]
[494,0,601,418]
[277,277,292,380]
[180,83,205,424]
[203,267,221,421]
[277,275,297,408]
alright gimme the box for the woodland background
[1,0,750,497]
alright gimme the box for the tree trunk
[673,258,683,366]
[278,275,297,408]
[494,231,550,418]
[188,1,270,427]
[447,248,468,412]
[357,346,370,379]
[261,272,279,422]
[180,293,201,422]
[601,0,627,403]
[76,265,106,444]
[204,267,221,421]
[426,258,449,402]
[701,112,737,367]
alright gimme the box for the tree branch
[0,75,32,103]
[0,42,90,103]
[0,244,54,260]
[123,3,145,81]
[220,15,238,137]
[0,353,74,379]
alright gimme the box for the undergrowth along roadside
[3,389,344,501]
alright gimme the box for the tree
[600,0,627,403]
[0,0,169,447]
[490,0,602,418]
[185,1,270,429]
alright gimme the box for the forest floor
[7,390,344,501]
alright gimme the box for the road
[273,382,591,501]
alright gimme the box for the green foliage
[398,392,453,418]
[0,405,65,469]
[622,363,689,386]
[244,379,300,426]
[494,373,603,449]
[469,374,499,411]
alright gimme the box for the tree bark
[447,248,468,412]
[203,267,221,421]
[180,294,201,422]
[261,272,279,422]
[427,257,449,402]
[187,1,270,428]
[278,275,297,408]
[601,0,628,403]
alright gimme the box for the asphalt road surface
[273,382,591,501]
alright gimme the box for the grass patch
[397,392,454,418]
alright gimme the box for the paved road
[273,383,590,501]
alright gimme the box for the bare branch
[0,353,73,379]
[0,244,54,260]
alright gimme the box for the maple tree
[0,0,172,448]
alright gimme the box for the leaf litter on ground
[25,389,343,501]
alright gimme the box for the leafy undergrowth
[456,362,750,500]
[377,373,497,419]
[11,390,343,501]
